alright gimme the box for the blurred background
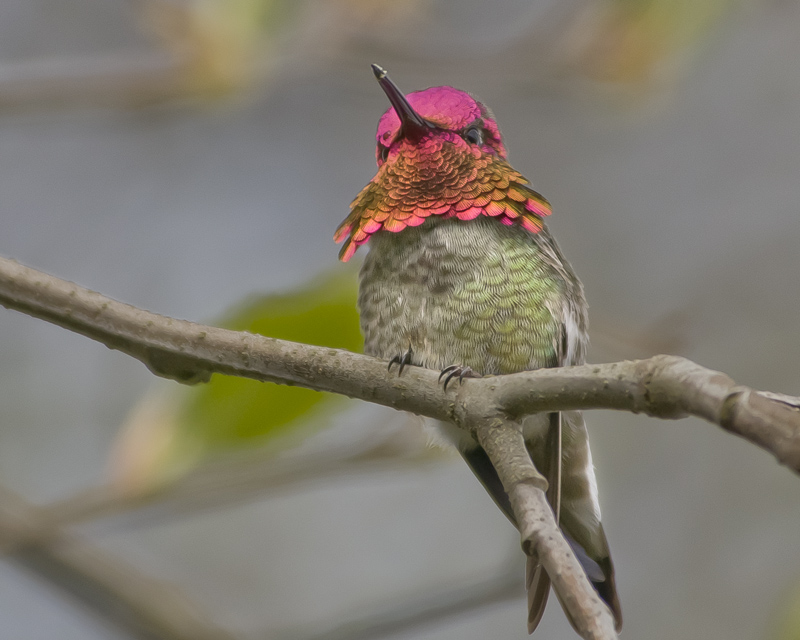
[0,0,799,638]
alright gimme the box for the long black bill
[371,64,432,141]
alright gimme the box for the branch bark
[2,255,799,639]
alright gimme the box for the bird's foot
[438,364,479,391]
[388,347,414,376]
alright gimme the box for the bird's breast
[358,217,582,375]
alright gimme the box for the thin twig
[0,486,235,640]
[280,564,521,640]
[21,432,438,546]
[0,53,187,110]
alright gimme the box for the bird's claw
[388,347,414,375]
[439,364,478,391]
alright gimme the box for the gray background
[0,0,799,638]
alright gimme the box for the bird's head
[335,65,551,261]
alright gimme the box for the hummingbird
[335,64,622,634]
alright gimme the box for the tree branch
[2,254,799,638]
[490,357,800,472]
[0,256,451,415]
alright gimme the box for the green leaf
[775,581,800,640]
[111,267,362,489]
[181,269,362,445]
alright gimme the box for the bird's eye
[378,145,389,162]
[464,126,484,146]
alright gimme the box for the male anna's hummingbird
[335,65,622,633]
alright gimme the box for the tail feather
[526,560,550,633]
[583,547,622,631]
[459,411,621,633]
[547,411,622,632]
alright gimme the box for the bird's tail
[460,411,621,634]
[531,411,622,633]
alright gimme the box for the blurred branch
[0,486,235,640]
[0,0,428,111]
[0,53,187,110]
[281,564,521,640]
[589,308,689,360]
[2,255,800,638]
[14,427,438,544]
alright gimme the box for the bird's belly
[358,218,564,376]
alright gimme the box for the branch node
[638,354,697,419]
[144,349,211,385]
[720,388,747,429]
